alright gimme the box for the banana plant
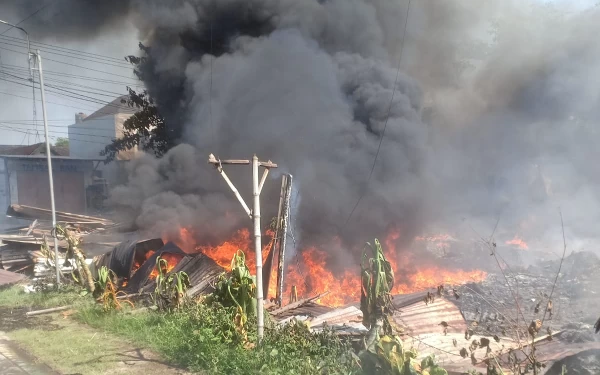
[153,257,190,310]
[361,238,395,346]
[93,266,132,311]
[358,238,448,375]
[211,250,257,337]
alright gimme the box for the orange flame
[163,227,486,307]
[148,252,185,279]
[505,235,529,250]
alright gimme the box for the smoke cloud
[5,0,600,254]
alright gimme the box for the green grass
[0,285,90,310]
[77,303,359,375]
[7,314,182,375]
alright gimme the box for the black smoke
[5,0,600,255]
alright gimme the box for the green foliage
[152,257,190,311]
[361,238,395,331]
[93,266,132,312]
[358,239,448,375]
[0,285,88,310]
[77,302,358,375]
[210,250,257,338]
[101,43,173,163]
[54,137,69,148]
[420,355,449,375]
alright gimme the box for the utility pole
[34,50,61,286]
[208,154,277,342]
[0,21,60,286]
[276,174,292,307]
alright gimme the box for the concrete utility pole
[34,51,61,286]
[0,21,60,286]
[208,154,277,342]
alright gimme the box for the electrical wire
[0,122,115,139]
[0,45,138,81]
[0,125,109,145]
[1,64,144,87]
[340,0,412,231]
[0,3,52,36]
[0,33,131,65]
[0,39,132,69]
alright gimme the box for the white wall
[0,159,7,216]
[68,115,116,160]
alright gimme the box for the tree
[54,137,69,148]
[101,43,174,163]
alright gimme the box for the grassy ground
[0,285,191,374]
[8,315,189,375]
[0,284,88,310]
[77,302,357,375]
[0,285,357,374]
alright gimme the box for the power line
[0,33,131,65]
[0,39,132,69]
[0,3,52,36]
[0,46,138,81]
[2,73,135,113]
[0,125,110,145]
[0,122,117,138]
[2,63,144,86]
[341,0,412,231]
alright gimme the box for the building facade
[0,156,99,214]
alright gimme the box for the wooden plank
[269,292,330,316]
[7,204,112,225]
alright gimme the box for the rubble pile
[452,251,600,374]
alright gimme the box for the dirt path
[0,307,192,375]
[0,332,57,375]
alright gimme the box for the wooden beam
[257,168,269,195]
[208,154,278,168]
[269,292,330,316]
[26,305,73,317]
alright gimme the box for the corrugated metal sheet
[273,302,334,320]
[142,253,225,297]
[123,242,185,292]
[393,297,467,337]
[491,335,600,374]
[404,331,519,370]
[0,269,26,287]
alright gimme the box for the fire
[505,235,529,250]
[128,250,157,281]
[148,252,185,279]
[283,230,486,307]
[162,226,486,308]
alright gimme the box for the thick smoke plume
[7,0,600,255]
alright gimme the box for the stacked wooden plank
[6,204,114,229]
[0,204,116,278]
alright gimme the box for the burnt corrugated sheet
[124,242,185,292]
[142,253,225,297]
[102,238,164,278]
[273,302,334,320]
[392,291,429,309]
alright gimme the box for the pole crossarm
[208,153,278,168]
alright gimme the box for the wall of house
[68,115,117,160]
[0,159,8,216]
[2,158,95,214]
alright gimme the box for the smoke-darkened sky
[1,0,599,255]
